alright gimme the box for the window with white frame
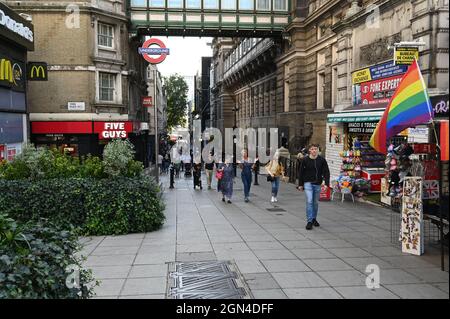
[257,0,270,10]
[99,72,116,102]
[98,23,114,48]
[274,0,287,11]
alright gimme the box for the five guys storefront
[31,121,135,158]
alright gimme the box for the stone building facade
[211,0,449,161]
[6,0,149,160]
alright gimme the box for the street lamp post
[232,106,239,176]
[154,69,159,183]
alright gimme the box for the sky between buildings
[153,37,213,102]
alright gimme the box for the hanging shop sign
[138,38,169,64]
[401,177,424,256]
[394,47,419,65]
[142,96,153,107]
[430,95,449,118]
[27,62,48,81]
[93,121,133,139]
[347,122,377,134]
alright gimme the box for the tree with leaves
[164,74,188,130]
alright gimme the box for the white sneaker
[271,196,275,203]
[274,197,278,202]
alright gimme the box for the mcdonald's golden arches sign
[27,62,48,81]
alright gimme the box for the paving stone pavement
[81,172,449,299]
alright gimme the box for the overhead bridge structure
[128,0,292,37]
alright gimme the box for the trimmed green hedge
[0,177,165,236]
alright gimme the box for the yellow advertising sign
[27,62,48,81]
[395,47,419,65]
[0,58,13,83]
[352,68,372,85]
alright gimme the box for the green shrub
[0,177,165,236]
[0,213,97,298]
[0,158,30,180]
[83,177,165,235]
[103,139,136,177]
[49,150,81,178]
[79,155,106,179]
[0,141,143,180]
[126,160,144,178]
[15,144,55,180]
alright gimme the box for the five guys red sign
[94,122,133,139]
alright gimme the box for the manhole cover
[266,207,286,212]
[167,261,252,299]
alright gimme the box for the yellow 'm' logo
[30,65,46,79]
[0,59,13,83]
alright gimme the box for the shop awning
[327,111,384,123]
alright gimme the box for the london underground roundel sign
[138,38,169,64]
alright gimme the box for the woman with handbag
[217,157,234,203]
[265,152,285,203]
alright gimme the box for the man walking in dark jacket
[297,144,330,230]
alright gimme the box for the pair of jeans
[304,182,321,223]
[271,177,280,197]
[241,172,252,198]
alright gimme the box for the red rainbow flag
[370,60,434,154]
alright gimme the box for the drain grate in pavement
[167,261,252,299]
[266,207,286,212]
